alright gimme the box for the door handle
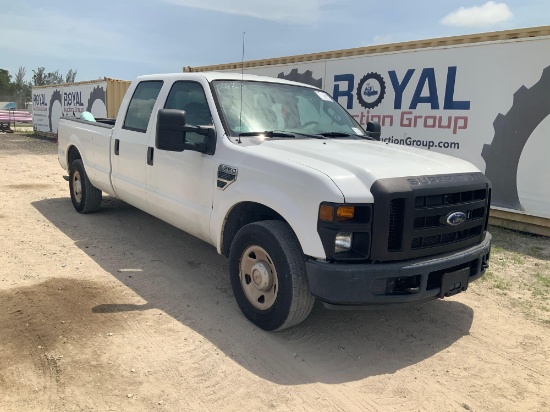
[114,139,120,155]
[147,147,154,166]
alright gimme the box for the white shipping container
[32,78,130,135]
[186,26,550,223]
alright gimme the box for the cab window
[164,81,213,144]
[123,81,164,132]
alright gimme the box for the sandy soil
[0,133,549,412]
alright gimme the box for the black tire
[69,159,102,214]
[229,220,315,331]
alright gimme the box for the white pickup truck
[58,72,491,331]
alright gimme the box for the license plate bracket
[439,267,470,298]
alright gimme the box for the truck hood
[253,138,480,203]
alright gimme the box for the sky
[1,0,548,82]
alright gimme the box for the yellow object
[319,205,334,222]
[337,206,355,221]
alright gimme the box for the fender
[211,160,345,259]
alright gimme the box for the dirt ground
[0,133,549,412]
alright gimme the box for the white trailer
[32,78,130,136]
[186,26,550,235]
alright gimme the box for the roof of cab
[134,72,320,89]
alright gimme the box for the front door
[146,80,217,242]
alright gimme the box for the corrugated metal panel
[106,79,131,118]
[184,25,550,72]
[33,77,128,89]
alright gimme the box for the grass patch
[494,278,512,291]
[480,270,495,282]
[482,270,511,290]
[533,272,550,288]
[509,254,524,265]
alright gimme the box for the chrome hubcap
[240,245,278,310]
[73,171,82,203]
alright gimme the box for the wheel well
[67,146,81,168]
[221,202,285,257]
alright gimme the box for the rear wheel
[69,159,102,213]
[229,220,315,331]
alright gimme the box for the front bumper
[306,233,491,307]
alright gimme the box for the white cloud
[441,1,513,27]
[160,0,335,24]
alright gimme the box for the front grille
[370,172,491,261]
[413,207,485,230]
[388,199,405,251]
[412,225,482,250]
[415,189,486,208]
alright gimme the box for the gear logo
[48,89,62,132]
[86,86,106,112]
[277,69,323,88]
[481,64,550,210]
[356,72,386,109]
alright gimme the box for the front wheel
[69,159,102,213]
[229,220,315,331]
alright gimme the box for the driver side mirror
[156,109,216,155]
[156,109,187,152]
[365,121,381,141]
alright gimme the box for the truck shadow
[32,196,474,385]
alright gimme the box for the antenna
[238,31,245,144]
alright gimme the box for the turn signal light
[319,205,334,222]
[337,206,355,222]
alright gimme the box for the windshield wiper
[316,132,352,138]
[289,131,326,139]
[238,131,295,138]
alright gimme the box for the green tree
[0,66,77,108]
[65,69,77,84]
[0,69,13,100]
[32,67,77,86]
[13,67,31,108]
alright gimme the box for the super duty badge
[217,164,238,190]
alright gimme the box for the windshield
[212,80,365,138]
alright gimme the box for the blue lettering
[388,69,414,110]
[410,68,439,110]
[333,74,355,109]
[444,66,470,110]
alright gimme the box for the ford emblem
[446,211,467,227]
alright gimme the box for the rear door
[111,81,163,211]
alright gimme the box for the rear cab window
[123,81,164,132]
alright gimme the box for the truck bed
[57,117,116,196]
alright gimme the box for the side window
[164,81,213,144]
[123,81,163,132]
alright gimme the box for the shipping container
[185,26,550,234]
[32,78,131,136]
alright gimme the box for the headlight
[335,232,353,253]
[319,205,356,222]
[317,202,372,260]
